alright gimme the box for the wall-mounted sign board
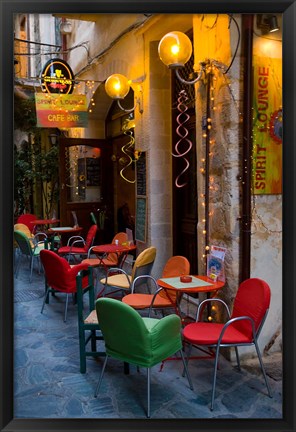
[35,93,88,128]
[136,151,146,196]
[135,197,147,243]
[41,58,74,94]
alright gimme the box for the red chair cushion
[58,246,88,254]
[183,322,251,345]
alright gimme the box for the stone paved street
[13,261,282,419]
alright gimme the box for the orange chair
[57,224,97,263]
[40,249,89,322]
[122,255,190,315]
[182,278,273,410]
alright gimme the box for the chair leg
[235,346,241,371]
[29,257,34,282]
[147,367,151,418]
[14,253,21,278]
[64,294,69,322]
[182,343,193,377]
[79,327,87,374]
[179,349,194,390]
[254,339,273,398]
[91,329,97,352]
[211,347,220,411]
[94,354,109,397]
[41,287,50,314]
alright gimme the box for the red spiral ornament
[173,90,192,188]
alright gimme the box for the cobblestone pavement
[13,263,282,419]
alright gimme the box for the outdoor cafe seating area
[13,213,282,419]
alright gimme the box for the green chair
[94,297,193,418]
[76,268,105,373]
[14,230,45,282]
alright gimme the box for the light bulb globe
[158,31,192,69]
[105,74,130,100]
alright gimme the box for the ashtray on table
[180,276,192,283]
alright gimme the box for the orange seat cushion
[123,293,174,309]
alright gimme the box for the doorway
[172,42,198,274]
[59,137,114,243]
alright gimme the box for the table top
[157,275,224,294]
[92,243,136,254]
[48,226,82,234]
[30,218,60,225]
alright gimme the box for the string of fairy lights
[175,56,282,272]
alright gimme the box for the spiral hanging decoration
[173,90,192,188]
[120,121,136,184]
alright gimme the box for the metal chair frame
[184,295,273,410]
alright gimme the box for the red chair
[182,278,273,410]
[57,224,97,263]
[17,213,38,234]
[40,249,89,322]
[122,256,190,315]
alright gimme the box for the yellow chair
[100,246,156,298]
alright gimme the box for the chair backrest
[14,230,33,256]
[40,249,78,292]
[231,278,271,341]
[90,212,97,225]
[85,225,98,251]
[131,246,157,282]
[106,232,129,265]
[96,297,182,367]
[14,223,34,239]
[17,214,37,233]
[112,232,128,244]
[76,268,95,322]
[159,256,190,301]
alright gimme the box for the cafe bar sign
[41,58,74,94]
[35,93,88,128]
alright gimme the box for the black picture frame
[1,1,295,431]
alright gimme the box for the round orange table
[157,275,225,322]
[157,275,224,297]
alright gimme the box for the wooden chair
[76,268,105,373]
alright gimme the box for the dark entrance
[172,49,198,274]
[59,137,114,243]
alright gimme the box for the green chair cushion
[96,298,182,368]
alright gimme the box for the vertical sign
[136,151,146,196]
[135,152,147,242]
[252,55,282,194]
[135,197,147,243]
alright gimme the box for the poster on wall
[252,55,282,195]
